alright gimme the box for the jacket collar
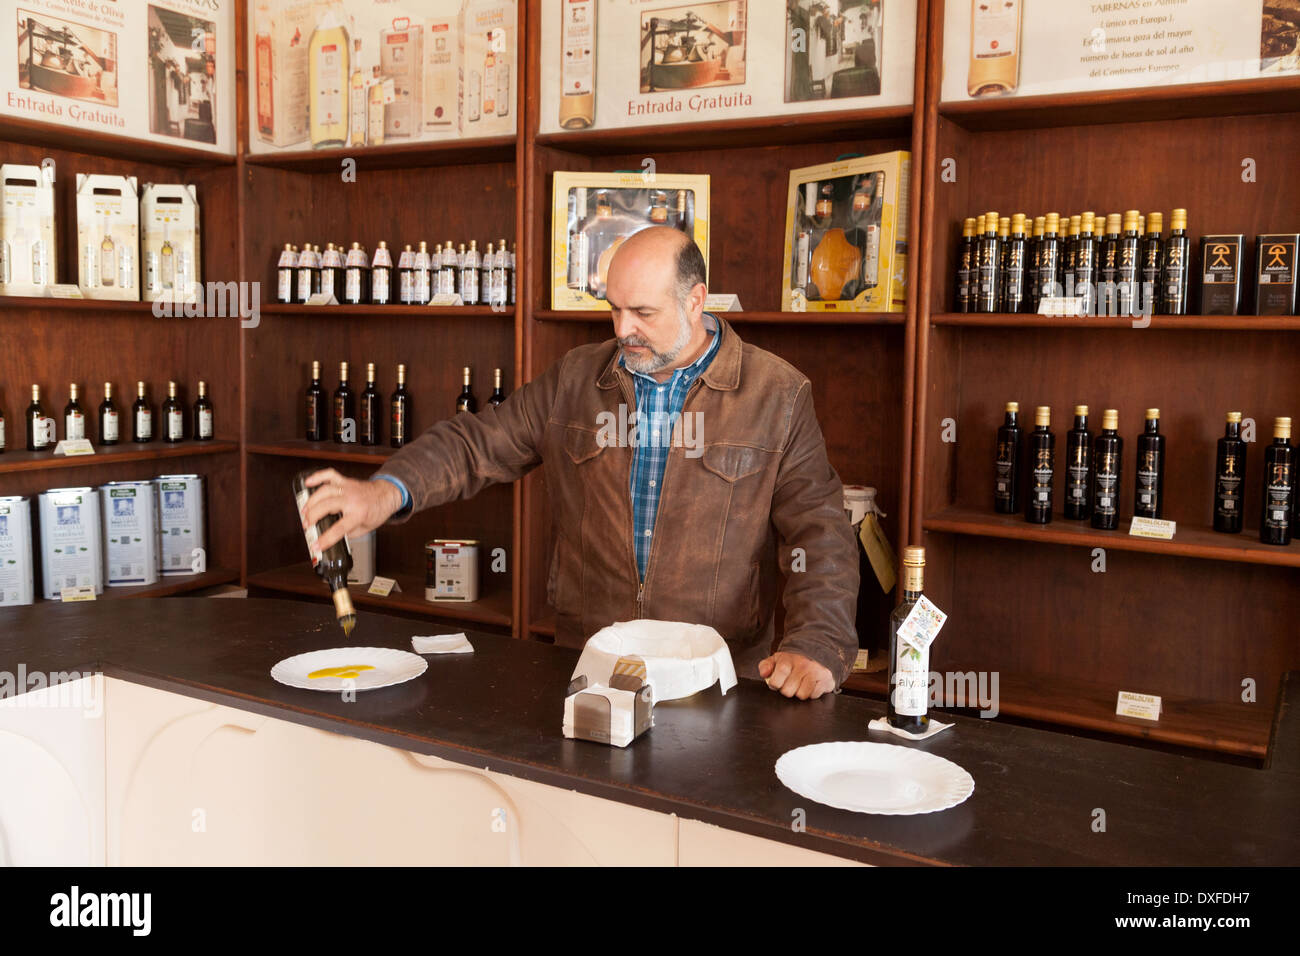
[597,313,741,391]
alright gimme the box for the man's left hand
[758,652,835,700]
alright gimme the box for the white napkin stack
[868,716,953,740]
[411,633,474,655]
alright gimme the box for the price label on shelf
[60,586,96,602]
[896,594,947,654]
[1116,691,1162,721]
[1128,517,1176,540]
[367,576,402,597]
[53,439,95,457]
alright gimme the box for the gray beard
[619,304,693,374]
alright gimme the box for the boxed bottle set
[551,171,711,310]
[141,184,202,304]
[0,163,58,297]
[76,174,140,300]
[781,151,910,313]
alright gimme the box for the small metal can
[38,486,103,599]
[0,495,35,606]
[154,474,205,575]
[99,480,159,587]
[425,539,480,602]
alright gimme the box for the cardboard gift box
[459,0,516,137]
[0,163,57,297]
[140,184,202,304]
[781,151,910,313]
[76,174,139,300]
[551,171,711,310]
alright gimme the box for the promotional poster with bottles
[538,0,915,136]
[4,0,236,154]
[944,0,1299,102]
[247,0,517,155]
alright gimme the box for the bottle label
[278,271,292,302]
[360,402,371,436]
[561,0,596,96]
[1264,464,1292,530]
[994,441,1015,502]
[1136,450,1161,510]
[391,402,405,442]
[103,411,118,442]
[373,270,389,301]
[33,416,51,449]
[400,270,413,302]
[1215,453,1241,517]
[294,487,322,565]
[0,418,5,449]
[345,270,361,302]
[168,410,183,441]
[198,409,213,439]
[136,409,152,439]
[1031,449,1053,504]
[297,268,313,301]
[306,393,318,432]
[1067,440,1089,500]
[1094,466,1118,515]
[66,412,85,441]
[892,636,929,717]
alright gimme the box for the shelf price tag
[53,439,95,457]
[367,576,401,597]
[1128,517,1176,540]
[1116,691,1162,721]
[60,585,96,602]
[703,294,743,312]
[45,284,84,299]
[429,293,463,306]
[305,292,339,306]
[896,594,946,655]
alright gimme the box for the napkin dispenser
[562,655,653,748]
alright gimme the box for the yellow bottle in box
[309,10,350,149]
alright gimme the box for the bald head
[605,227,709,380]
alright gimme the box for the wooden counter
[0,598,1296,866]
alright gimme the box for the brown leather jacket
[376,316,860,685]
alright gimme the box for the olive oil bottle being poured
[292,470,356,635]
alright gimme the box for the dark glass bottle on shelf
[955,217,976,313]
[1063,215,1080,302]
[358,362,380,446]
[162,381,184,443]
[1090,409,1123,530]
[1025,405,1054,524]
[995,216,1011,311]
[1003,214,1027,314]
[318,242,342,301]
[1133,408,1166,519]
[305,360,325,442]
[456,366,477,414]
[1260,417,1294,546]
[488,368,506,407]
[1097,213,1121,316]
[63,383,85,442]
[1027,215,1044,312]
[1064,405,1091,520]
[1160,208,1190,315]
[887,546,930,734]
[98,382,119,446]
[994,401,1022,514]
[1140,212,1163,315]
[276,243,296,304]
[397,243,415,305]
[296,243,320,304]
[132,381,153,444]
[292,470,356,636]
[1074,212,1097,315]
[1038,212,1062,301]
[1213,411,1245,534]
[343,242,369,305]
[390,364,410,448]
[333,362,355,444]
[1116,210,1141,316]
[193,380,213,441]
[26,385,48,451]
[975,211,1001,313]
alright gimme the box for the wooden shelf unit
[5,0,1296,760]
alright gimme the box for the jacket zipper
[614,370,644,619]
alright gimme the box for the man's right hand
[299,468,403,552]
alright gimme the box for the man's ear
[690,281,707,318]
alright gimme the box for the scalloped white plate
[271,647,428,692]
[775,741,974,815]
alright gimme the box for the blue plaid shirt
[622,314,721,581]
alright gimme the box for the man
[301,228,859,699]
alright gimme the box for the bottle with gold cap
[1260,417,1294,546]
[162,380,184,443]
[1074,212,1098,315]
[1098,213,1122,315]
[488,367,506,407]
[1116,210,1141,316]
[888,545,930,733]
[63,383,85,442]
[995,401,1022,514]
[413,241,433,305]
[390,364,410,448]
[1028,216,1045,312]
[276,243,297,304]
[1214,411,1246,534]
[1064,404,1092,520]
[332,361,354,444]
[1064,214,1081,293]
[1091,409,1123,530]
[956,217,977,313]
[343,241,369,305]
[995,215,1011,311]
[1140,212,1163,314]
[1026,406,1055,524]
[397,243,415,304]
[359,362,381,446]
[292,470,357,636]
[1134,408,1165,519]
[455,366,477,414]
[99,382,119,446]
[976,211,1001,313]
[1004,213,1027,313]
[296,242,320,304]
[1160,208,1190,315]
[305,360,325,441]
[318,242,342,300]
[193,381,213,441]
[1039,213,1062,300]
[131,381,153,444]
[370,240,393,305]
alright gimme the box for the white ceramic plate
[775,741,974,815]
[271,647,428,692]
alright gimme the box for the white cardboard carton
[423,5,460,133]
[140,184,202,304]
[0,163,57,297]
[458,0,516,136]
[76,174,139,300]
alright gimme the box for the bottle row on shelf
[993,404,1296,545]
[0,381,213,453]
[955,209,1298,316]
[306,361,506,448]
[0,474,208,607]
[277,239,517,307]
